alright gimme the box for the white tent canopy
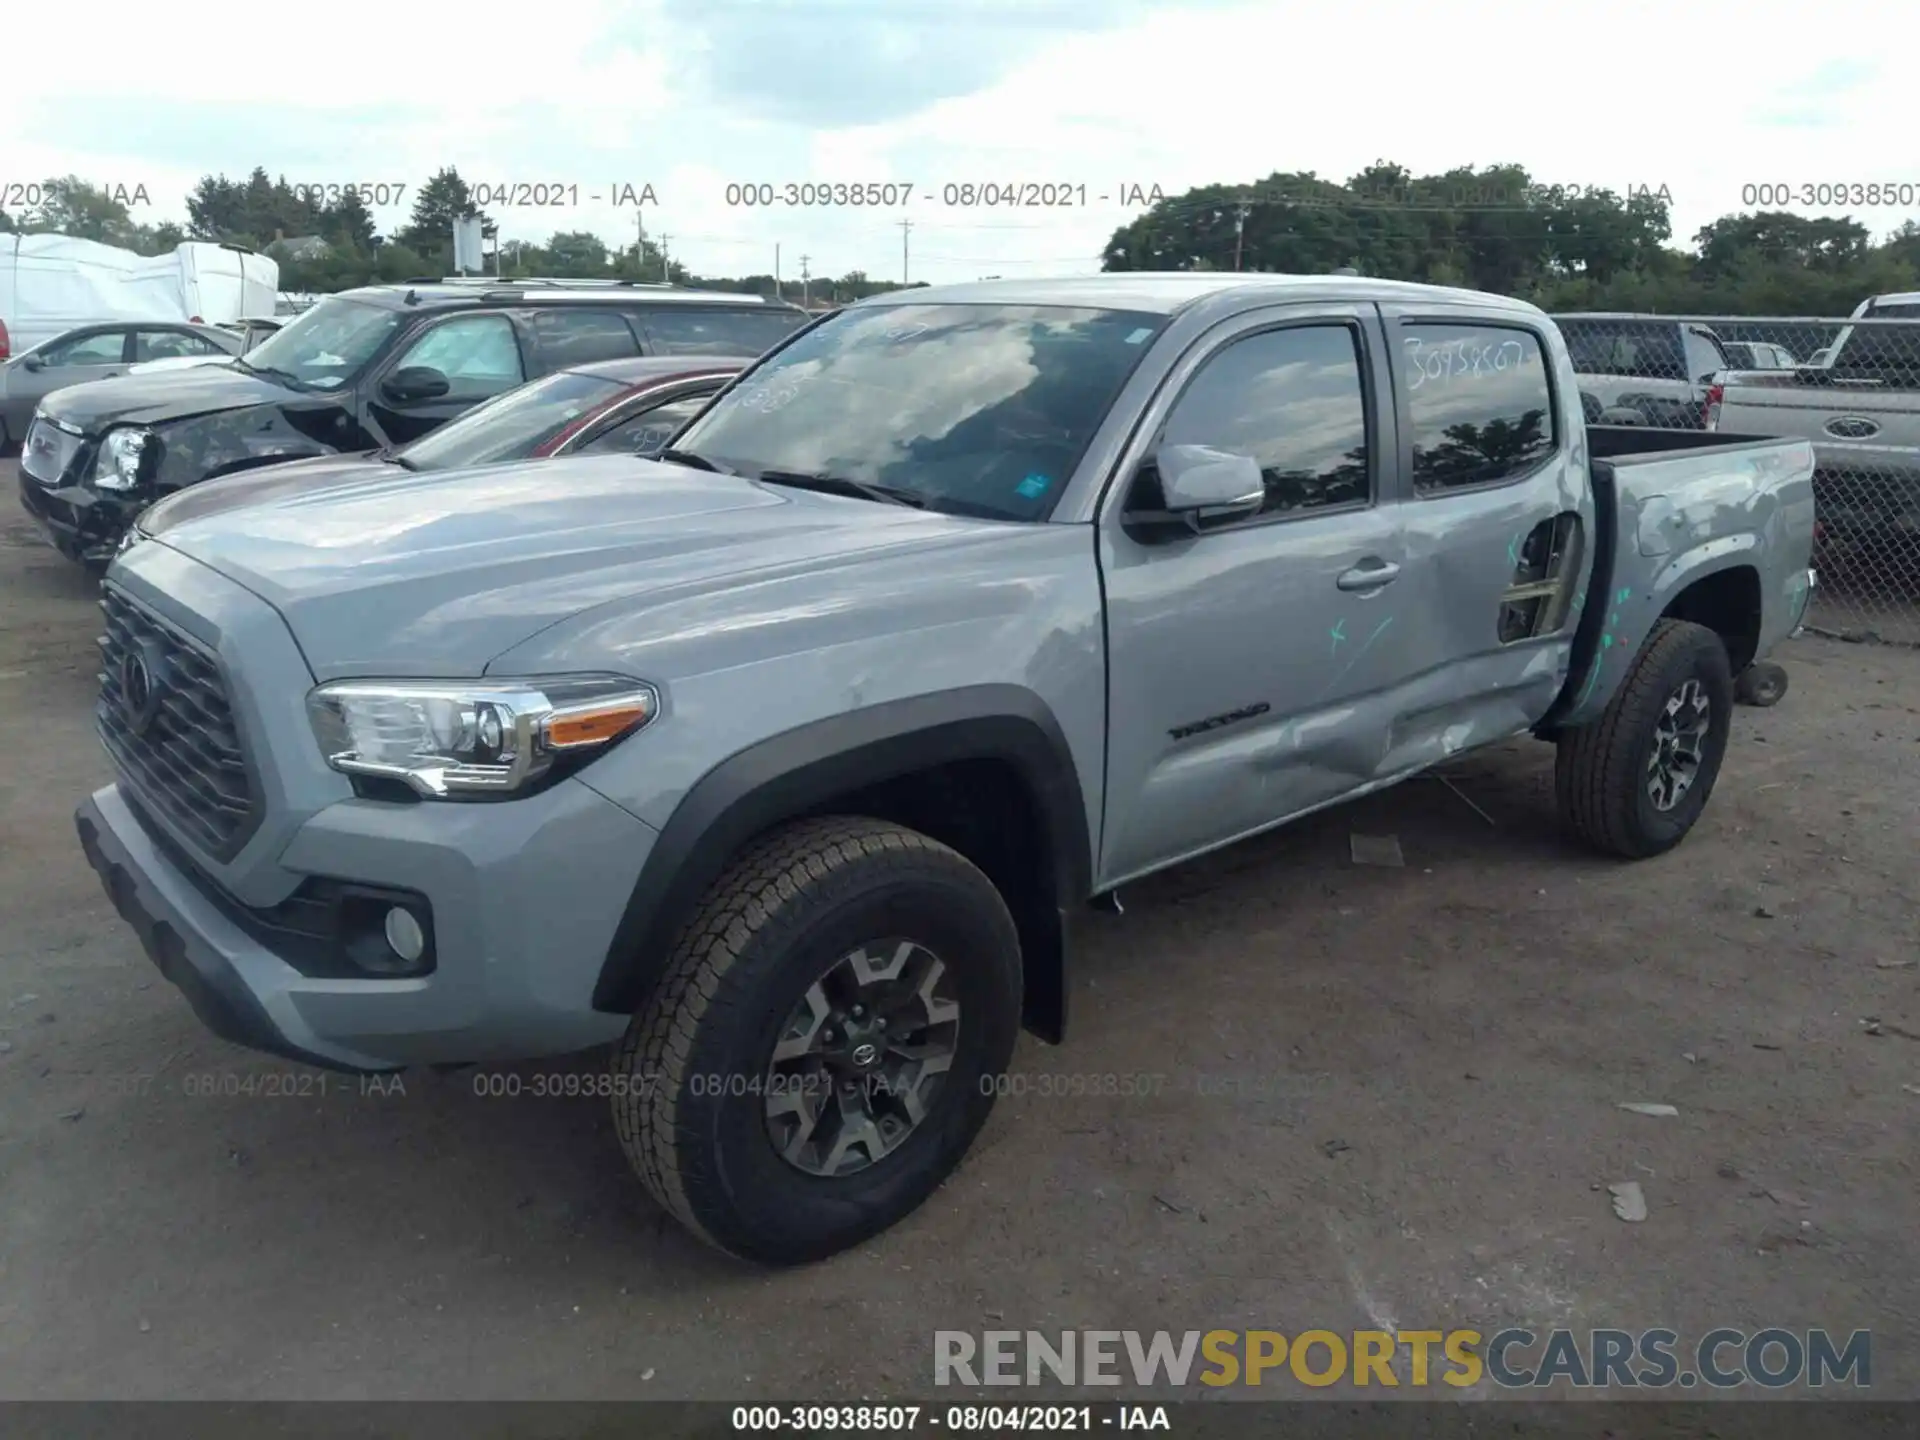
[0,234,279,354]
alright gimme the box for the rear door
[1374,304,1594,746]
[1096,304,1415,885]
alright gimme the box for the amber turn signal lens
[544,698,656,749]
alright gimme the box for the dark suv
[16,279,809,564]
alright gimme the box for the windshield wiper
[656,446,733,474]
[754,469,928,509]
[235,358,307,390]
[363,443,411,469]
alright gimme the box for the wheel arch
[1660,560,1763,673]
[592,685,1092,1042]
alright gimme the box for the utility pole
[634,206,646,276]
[899,218,911,285]
[1232,203,1251,272]
[775,243,781,302]
[799,254,811,309]
[659,235,672,283]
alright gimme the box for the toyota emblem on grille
[119,640,168,736]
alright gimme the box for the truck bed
[1544,427,1818,731]
[1586,423,1792,460]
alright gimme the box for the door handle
[1337,559,1400,591]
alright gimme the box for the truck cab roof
[1855,293,1920,318]
[854,272,1545,318]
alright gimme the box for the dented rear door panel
[1373,302,1598,768]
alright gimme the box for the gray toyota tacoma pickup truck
[77,275,1816,1265]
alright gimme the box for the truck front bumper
[77,778,656,1072]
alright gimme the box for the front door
[19,327,131,411]
[1372,305,1596,757]
[363,311,527,445]
[1097,305,1414,886]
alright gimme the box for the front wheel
[611,816,1023,1265]
[1555,619,1735,858]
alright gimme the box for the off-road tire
[1555,619,1735,858]
[1735,661,1788,708]
[611,816,1022,1265]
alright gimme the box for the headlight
[306,674,659,799]
[91,427,153,492]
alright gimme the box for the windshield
[396,370,628,471]
[670,303,1164,520]
[239,296,404,390]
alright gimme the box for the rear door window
[135,329,227,361]
[522,308,642,371]
[636,306,809,357]
[1403,323,1557,493]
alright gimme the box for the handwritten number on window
[1404,336,1527,390]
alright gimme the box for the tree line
[0,166,913,307]
[6,160,1917,315]
[1099,162,1920,314]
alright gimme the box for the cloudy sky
[4,0,1913,285]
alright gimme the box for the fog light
[384,906,426,964]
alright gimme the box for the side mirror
[381,365,450,403]
[1124,444,1266,541]
[1159,444,1265,517]
[20,354,45,373]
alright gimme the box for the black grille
[96,587,261,861]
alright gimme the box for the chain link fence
[1553,313,1920,646]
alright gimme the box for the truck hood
[148,453,1002,678]
[140,451,388,535]
[39,363,305,432]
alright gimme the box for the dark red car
[395,354,751,467]
[125,356,749,546]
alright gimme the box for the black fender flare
[591,685,1092,1041]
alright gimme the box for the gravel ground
[2,456,1916,1402]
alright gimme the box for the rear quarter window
[1402,323,1557,493]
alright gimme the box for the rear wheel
[611,816,1022,1265]
[1555,619,1735,858]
